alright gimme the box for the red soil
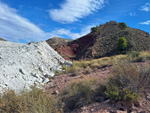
[57,33,96,60]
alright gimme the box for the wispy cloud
[141,3,150,12]
[139,20,150,25]
[129,12,136,16]
[0,1,50,42]
[0,1,94,42]
[51,25,95,39]
[49,0,106,23]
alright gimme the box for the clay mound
[0,41,66,93]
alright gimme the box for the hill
[0,38,6,41]
[46,37,72,50]
[47,21,150,60]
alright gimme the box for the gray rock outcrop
[0,41,66,94]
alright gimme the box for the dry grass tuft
[59,79,102,111]
[0,87,63,113]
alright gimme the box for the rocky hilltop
[0,38,6,41]
[47,21,150,60]
[46,37,72,50]
[0,41,66,93]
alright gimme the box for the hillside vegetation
[47,21,150,60]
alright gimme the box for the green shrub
[105,85,140,102]
[117,37,127,52]
[104,63,150,102]
[91,26,101,34]
[123,87,140,102]
[91,26,99,33]
[105,85,121,101]
[119,22,127,30]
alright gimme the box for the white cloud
[0,1,95,43]
[139,20,150,25]
[51,25,95,39]
[0,1,51,42]
[49,0,106,23]
[141,3,150,12]
[129,12,136,16]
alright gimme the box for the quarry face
[0,41,66,94]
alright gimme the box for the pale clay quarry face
[0,41,67,94]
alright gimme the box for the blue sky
[0,0,150,43]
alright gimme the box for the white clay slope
[0,41,65,94]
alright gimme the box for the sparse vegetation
[60,79,99,111]
[105,64,141,102]
[55,51,150,76]
[91,26,101,34]
[91,26,99,33]
[47,21,150,60]
[127,51,140,58]
[1,51,150,112]
[128,51,150,62]
[58,62,150,111]
[1,21,150,112]
[105,63,150,103]
[119,22,127,30]
[0,87,63,113]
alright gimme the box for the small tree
[119,22,127,30]
[91,26,101,35]
[117,37,127,52]
[91,26,99,33]
[99,24,102,27]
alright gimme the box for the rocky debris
[0,41,66,94]
[64,60,72,67]
[146,93,150,100]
